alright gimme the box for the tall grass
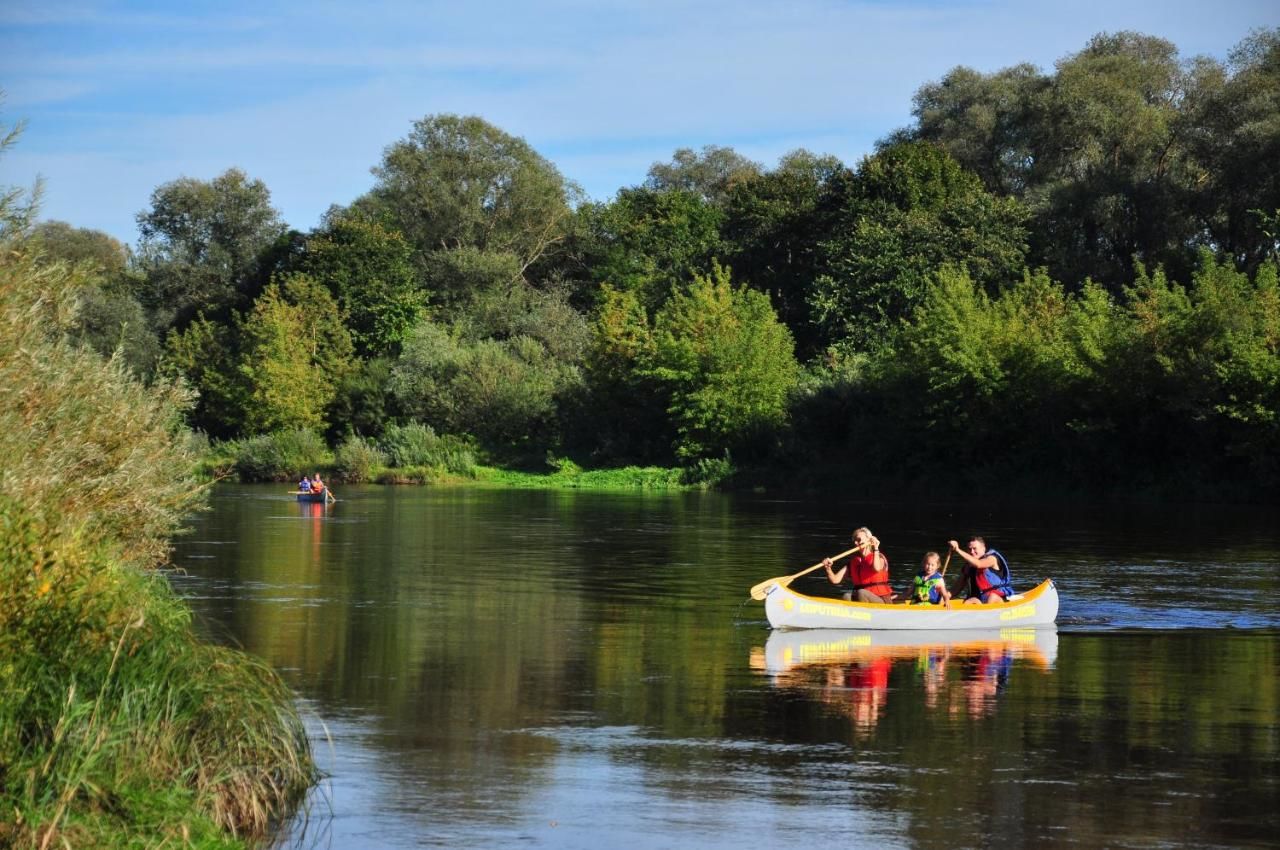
[0,164,316,845]
[379,422,476,476]
[0,512,313,846]
[230,428,332,482]
[333,435,386,483]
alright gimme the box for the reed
[0,502,316,847]
[1,192,316,845]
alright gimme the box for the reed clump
[0,160,316,846]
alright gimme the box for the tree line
[25,29,1280,497]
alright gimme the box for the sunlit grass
[1,194,316,846]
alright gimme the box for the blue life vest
[975,548,1013,597]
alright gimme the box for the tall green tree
[237,274,354,434]
[28,221,159,377]
[135,168,286,331]
[575,284,670,463]
[298,215,425,357]
[648,264,799,461]
[576,187,723,312]
[809,141,1028,349]
[29,220,129,274]
[364,114,579,308]
[1184,28,1280,273]
[910,31,1228,290]
[645,145,762,206]
[721,150,846,359]
[162,315,246,439]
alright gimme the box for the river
[170,484,1280,849]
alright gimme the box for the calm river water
[170,484,1280,849]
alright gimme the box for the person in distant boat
[823,527,893,603]
[948,536,1013,604]
[298,475,312,493]
[912,551,951,607]
[310,473,326,495]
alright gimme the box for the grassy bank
[0,500,313,848]
[204,427,730,491]
[1,181,316,846]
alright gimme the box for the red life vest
[848,551,892,597]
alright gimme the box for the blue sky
[2,0,1277,247]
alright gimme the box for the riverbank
[199,429,725,491]
[0,507,314,847]
[1,210,316,847]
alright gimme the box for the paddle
[749,543,865,601]
[324,486,336,504]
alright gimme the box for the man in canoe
[298,475,312,493]
[822,527,893,603]
[948,536,1013,604]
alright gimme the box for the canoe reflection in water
[750,628,1058,729]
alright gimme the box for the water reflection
[751,628,1058,728]
[170,486,1280,850]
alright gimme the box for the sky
[2,0,1277,248]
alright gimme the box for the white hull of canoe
[763,578,1058,630]
[759,626,1059,675]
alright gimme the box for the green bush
[334,435,387,483]
[681,453,736,489]
[380,422,477,475]
[231,428,330,482]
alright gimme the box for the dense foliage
[32,28,1280,499]
[0,129,315,846]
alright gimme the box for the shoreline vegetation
[1,137,315,846]
[32,28,1272,506]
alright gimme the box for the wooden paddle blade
[749,575,790,601]
[747,545,862,601]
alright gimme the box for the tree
[365,114,579,303]
[910,31,1208,290]
[390,318,578,456]
[162,314,246,439]
[28,221,159,377]
[237,274,354,434]
[298,215,425,357]
[575,284,670,462]
[648,264,799,461]
[910,62,1052,196]
[70,284,162,379]
[645,145,762,206]
[30,221,129,274]
[809,141,1028,349]
[721,150,847,359]
[577,187,723,312]
[1184,28,1280,273]
[135,168,286,332]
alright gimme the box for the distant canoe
[289,490,331,503]
[763,578,1058,630]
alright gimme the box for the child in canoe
[911,551,951,607]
